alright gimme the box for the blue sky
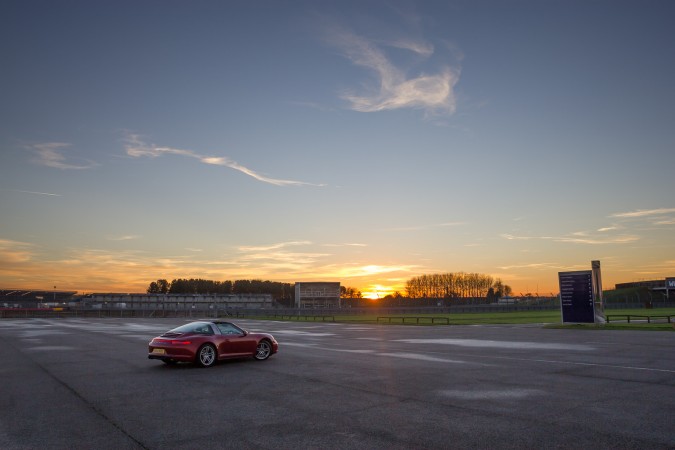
[1,0,674,296]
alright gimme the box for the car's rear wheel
[197,344,217,367]
[255,340,272,361]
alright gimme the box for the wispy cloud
[626,259,675,274]
[233,241,408,280]
[30,143,98,170]
[608,207,675,228]
[7,189,62,197]
[327,27,460,116]
[234,241,329,272]
[334,264,416,278]
[501,233,639,245]
[237,241,313,252]
[106,235,141,241]
[610,208,675,218]
[499,262,572,271]
[124,134,325,187]
[322,243,368,248]
[0,239,35,264]
[388,37,434,57]
[0,237,411,293]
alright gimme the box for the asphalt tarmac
[0,318,673,449]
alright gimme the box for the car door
[215,323,256,357]
[224,332,257,356]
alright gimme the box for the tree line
[405,272,512,300]
[146,273,511,303]
[147,278,294,300]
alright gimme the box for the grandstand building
[1,289,78,308]
[615,278,673,292]
[294,282,341,308]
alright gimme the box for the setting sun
[361,284,398,299]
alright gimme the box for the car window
[192,323,214,335]
[216,323,243,335]
[169,322,214,335]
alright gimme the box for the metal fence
[2,301,674,320]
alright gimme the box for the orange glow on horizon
[360,284,398,299]
[0,248,655,297]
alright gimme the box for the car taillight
[151,338,191,345]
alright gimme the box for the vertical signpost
[591,260,605,324]
[559,270,595,323]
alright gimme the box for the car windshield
[168,322,214,335]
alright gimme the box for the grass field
[254,308,675,331]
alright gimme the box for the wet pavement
[0,318,673,449]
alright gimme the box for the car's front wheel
[197,344,217,367]
[255,340,272,361]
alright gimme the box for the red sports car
[148,320,278,367]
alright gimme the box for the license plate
[152,348,166,355]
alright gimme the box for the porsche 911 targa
[148,320,278,367]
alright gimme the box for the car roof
[192,320,234,325]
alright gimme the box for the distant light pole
[53,286,56,303]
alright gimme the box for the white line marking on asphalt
[281,342,317,347]
[19,329,71,338]
[26,346,76,351]
[380,352,467,364]
[439,389,544,400]
[397,338,595,351]
[270,330,336,337]
[332,349,375,354]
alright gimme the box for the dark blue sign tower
[558,270,595,323]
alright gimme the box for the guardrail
[606,314,672,324]
[377,316,450,325]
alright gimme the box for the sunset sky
[1,0,674,298]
